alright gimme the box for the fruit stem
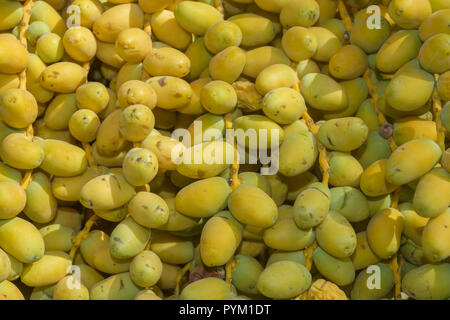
[225,257,235,289]
[225,112,240,191]
[82,142,100,173]
[337,0,353,31]
[69,214,99,261]
[214,0,224,15]
[295,242,318,300]
[175,261,192,295]
[432,74,445,152]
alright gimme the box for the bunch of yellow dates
[0,0,449,300]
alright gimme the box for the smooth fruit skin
[180,277,233,300]
[413,168,450,218]
[90,272,141,300]
[312,247,355,286]
[174,1,223,36]
[21,251,72,287]
[301,73,348,111]
[422,209,450,263]
[385,138,442,186]
[402,264,450,300]
[351,263,394,300]
[367,208,404,259]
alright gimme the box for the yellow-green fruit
[233,114,284,148]
[96,109,131,157]
[52,168,97,202]
[69,109,101,142]
[24,172,57,224]
[254,0,289,13]
[175,141,233,179]
[351,263,394,300]
[322,18,346,43]
[142,134,185,170]
[393,117,437,146]
[21,251,71,287]
[93,240,132,274]
[90,272,141,300]
[76,264,104,291]
[308,27,342,62]
[286,171,318,201]
[0,280,25,300]
[418,33,450,74]
[119,104,155,142]
[422,209,450,262]
[80,174,136,210]
[385,138,442,185]
[329,45,368,80]
[117,80,157,109]
[0,217,45,263]
[67,0,104,29]
[330,187,370,223]
[255,64,297,96]
[209,46,246,84]
[301,73,348,111]
[0,0,23,31]
[156,198,199,230]
[186,113,225,146]
[263,216,315,251]
[134,289,162,300]
[243,46,290,78]
[356,99,380,132]
[398,202,429,245]
[174,1,222,35]
[228,184,278,228]
[376,30,421,73]
[200,80,237,114]
[0,248,11,282]
[281,26,317,61]
[293,182,330,229]
[128,192,169,228]
[150,232,194,265]
[130,250,162,288]
[95,40,125,68]
[80,230,109,267]
[0,162,21,184]
[0,134,44,170]
[0,73,19,97]
[388,0,432,29]
[238,172,272,196]
[177,78,208,115]
[386,67,434,112]
[40,62,88,93]
[0,88,38,129]
[53,276,89,300]
[318,117,368,152]
[296,59,319,82]
[367,208,404,259]
[175,177,230,218]
[401,241,426,265]
[257,261,311,299]
[143,47,190,78]
[30,0,66,36]
[0,36,28,74]
[231,254,263,295]
[94,206,127,223]
[419,9,450,41]
[75,82,109,114]
[150,10,191,50]
[93,4,144,42]
[200,211,243,266]
[228,13,277,47]
[351,231,380,270]
[112,61,143,93]
[316,210,357,258]
[328,152,363,188]
[204,21,242,54]
[356,132,392,169]
[413,168,450,218]
[313,247,355,286]
[122,148,158,186]
[266,250,306,266]
[0,182,26,219]
[350,16,391,53]
[26,21,50,46]
[360,159,399,197]
[437,72,450,102]
[180,277,232,300]
[138,0,169,13]
[147,76,192,110]
[115,28,151,63]
[6,252,22,281]
[402,264,450,300]
[36,33,64,64]
[280,0,320,28]
[443,102,450,131]
[39,224,74,252]
[44,94,77,130]
[110,217,151,260]
[185,37,214,81]
[52,208,83,232]
[40,139,87,177]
